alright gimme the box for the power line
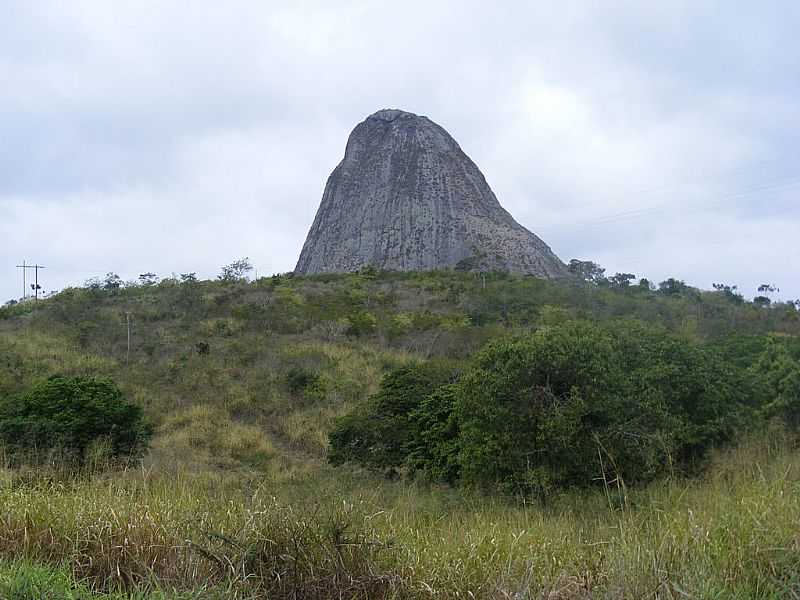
[538,173,800,234]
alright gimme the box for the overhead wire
[538,171,800,233]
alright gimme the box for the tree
[0,375,152,463]
[753,296,772,308]
[455,322,619,494]
[407,384,461,483]
[712,283,744,304]
[84,277,102,291]
[567,259,607,284]
[658,278,692,297]
[138,272,158,286]
[345,311,377,337]
[329,318,750,495]
[180,272,198,284]
[638,278,655,291]
[219,258,253,283]
[754,283,779,308]
[609,273,636,289]
[103,273,122,290]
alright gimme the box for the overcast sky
[2,1,798,303]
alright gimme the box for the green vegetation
[329,319,788,495]
[1,436,799,598]
[0,376,152,465]
[0,560,227,598]
[328,360,458,473]
[0,268,798,597]
[754,337,800,428]
[0,561,101,600]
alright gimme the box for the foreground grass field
[1,433,799,598]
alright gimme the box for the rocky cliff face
[295,109,567,277]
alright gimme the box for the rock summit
[295,109,567,277]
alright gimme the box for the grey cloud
[1,1,798,302]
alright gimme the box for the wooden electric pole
[15,261,27,300]
[126,312,132,365]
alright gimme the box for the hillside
[1,270,800,598]
[2,270,797,473]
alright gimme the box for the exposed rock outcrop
[295,109,567,277]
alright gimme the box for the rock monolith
[295,109,567,277]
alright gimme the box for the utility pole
[33,264,44,300]
[16,262,46,301]
[16,260,27,300]
[126,312,132,365]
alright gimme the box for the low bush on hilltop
[329,319,772,494]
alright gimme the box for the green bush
[0,301,35,321]
[0,376,152,464]
[328,361,458,471]
[752,337,800,428]
[330,320,751,495]
[345,311,377,337]
[286,367,320,396]
[407,384,461,484]
[454,321,747,494]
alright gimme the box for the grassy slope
[0,271,799,597]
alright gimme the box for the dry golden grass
[0,436,798,598]
[154,405,275,471]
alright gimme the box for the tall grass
[0,469,405,598]
[0,435,798,598]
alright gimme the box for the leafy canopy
[330,319,753,495]
[0,375,152,463]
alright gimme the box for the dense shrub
[0,376,152,464]
[752,338,800,428]
[286,367,320,396]
[328,361,458,471]
[0,301,35,321]
[345,311,378,337]
[407,384,461,484]
[456,321,748,494]
[330,320,752,495]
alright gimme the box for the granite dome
[295,109,567,277]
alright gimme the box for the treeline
[5,267,797,347]
[329,318,800,495]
